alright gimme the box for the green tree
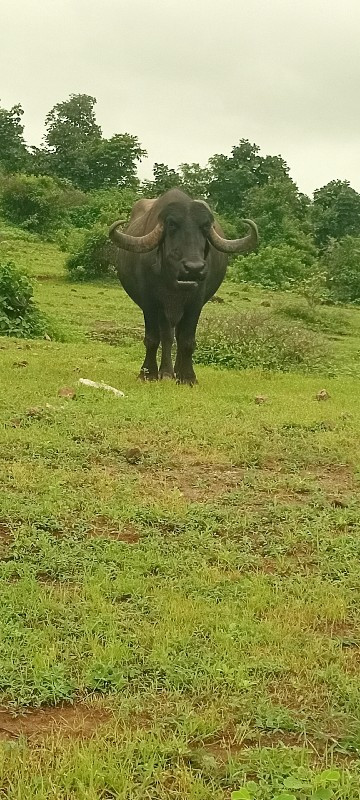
[208,139,289,218]
[143,163,181,196]
[88,134,146,189]
[246,178,316,262]
[43,94,146,191]
[178,163,210,199]
[324,236,360,302]
[0,102,28,173]
[312,180,360,248]
[43,94,102,189]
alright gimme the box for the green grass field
[1,228,360,798]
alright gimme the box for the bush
[0,174,86,235]
[67,187,137,229]
[66,225,117,281]
[0,260,50,337]
[195,310,328,372]
[229,244,313,289]
[324,236,360,302]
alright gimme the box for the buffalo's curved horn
[109,219,164,253]
[208,219,259,254]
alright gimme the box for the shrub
[67,187,137,229]
[229,244,312,289]
[195,310,328,372]
[0,260,49,337]
[324,236,360,302]
[65,225,117,281]
[0,174,86,235]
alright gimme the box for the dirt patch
[0,522,11,544]
[305,465,355,493]
[88,320,142,346]
[90,518,140,543]
[138,463,246,503]
[0,703,111,741]
[197,726,355,765]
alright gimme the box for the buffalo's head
[109,197,258,288]
[155,200,213,287]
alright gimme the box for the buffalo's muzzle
[182,260,206,281]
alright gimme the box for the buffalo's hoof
[138,370,158,382]
[176,375,198,387]
[159,372,175,381]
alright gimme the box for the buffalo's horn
[109,220,164,253]
[208,219,259,254]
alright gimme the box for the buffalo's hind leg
[139,311,160,381]
[174,307,201,386]
[159,316,175,380]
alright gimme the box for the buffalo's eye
[167,220,178,233]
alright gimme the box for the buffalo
[109,189,258,385]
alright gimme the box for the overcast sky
[1,0,359,196]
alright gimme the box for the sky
[1,0,359,197]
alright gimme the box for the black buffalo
[109,189,258,385]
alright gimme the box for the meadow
[1,228,360,799]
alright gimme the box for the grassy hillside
[1,229,360,798]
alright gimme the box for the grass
[1,231,360,797]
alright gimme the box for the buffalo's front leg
[139,312,160,381]
[159,317,175,380]
[174,308,201,386]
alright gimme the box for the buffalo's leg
[139,312,160,381]
[159,316,175,379]
[174,308,201,385]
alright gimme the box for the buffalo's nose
[182,260,206,274]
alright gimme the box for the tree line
[1,93,360,300]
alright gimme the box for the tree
[0,102,28,173]
[43,94,102,189]
[42,94,146,191]
[45,94,101,151]
[312,180,360,249]
[207,139,290,218]
[324,236,360,302]
[143,163,181,196]
[245,178,316,263]
[178,163,210,199]
[88,134,146,190]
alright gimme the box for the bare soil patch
[199,727,356,765]
[138,463,246,502]
[0,522,11,544]
[305,465,355,493]
[90,517,140,543]
[0,703,110,741]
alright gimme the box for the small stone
[58,387,76,399]
[10,418,22,428]
[26,407,42,417]
[317,389,330,401]
[255,395,268,405]
[125,447,142,464]
[331,497,349,509]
